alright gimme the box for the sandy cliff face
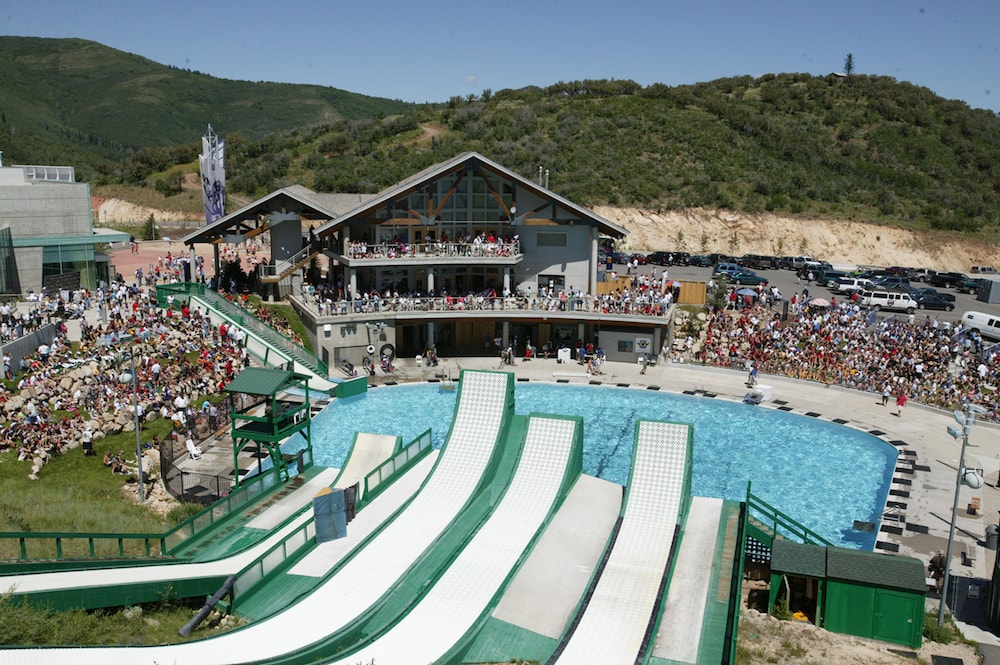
[93,195,994,273]
[594,206,996,272]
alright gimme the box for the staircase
[259,247,320,284]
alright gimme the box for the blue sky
[3,0,999,112]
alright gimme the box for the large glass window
[42,243,96,290]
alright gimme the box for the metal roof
[223,367,308,396]
[180,152,628,246]
[314,151,628,239]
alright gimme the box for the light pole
[939,402,987,626]
[98,333,147,503]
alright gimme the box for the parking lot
[619,259,1000,326]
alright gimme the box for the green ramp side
[229,370,520,665]
[439,413,585,665]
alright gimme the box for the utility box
[313,487,347,543]
[978,278,1000,304]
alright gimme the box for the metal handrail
[342,240,521,260]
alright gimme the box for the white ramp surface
[654,496,723,663]
[332,415,579,664]
[1,370,512,665]
[554,420,689,665]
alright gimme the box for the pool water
[292,382,896,550]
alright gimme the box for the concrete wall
[515,225,593,295]
[0,179,92,240]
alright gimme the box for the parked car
[742,254,777,270]
[670,251,691,266]
[834,277,876,295]
[955,276,980,294]
[647,251,672,266]
[777,256,796,270]
[912,287,955,302]
[627,253,648,265]
[911,268,937,283]
[689,255,713,267]
[612,251,629,264]
[729,271,769,286]
[816,269,848,288]
[712,262,743,279]
[872,276,910,290]
[929,271,968,288]
[791,255,816,270]
[915,294,955,311]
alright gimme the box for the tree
[142,213,159,241]
[843,53,855,77]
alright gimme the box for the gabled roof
[181,152,627,245]
[315,152,628,238]
[223,367,309,396]
[181,185,370,246]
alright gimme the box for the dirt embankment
[92,196,995,273]
[595,206,996,273]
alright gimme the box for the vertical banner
[199,125,226,224]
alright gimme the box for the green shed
[768,540,925,649]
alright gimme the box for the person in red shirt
[896,392,908,416]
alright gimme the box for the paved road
[623,261,1000,326]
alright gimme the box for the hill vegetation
[2,37,999,236]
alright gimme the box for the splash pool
[293,381,896,550]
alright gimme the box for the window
[537,232,567,247]
[538,274,565,291]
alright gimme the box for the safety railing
[259,245,319,281]
[158,282,328,378]
[342,240,521,260]
[361,428,434,506]
[316,294,672,319]
[0,447,288,564]
[0,531,168,562]
[231,517,317,603]
[744,482,833,548]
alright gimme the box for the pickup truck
[930,272,978,293]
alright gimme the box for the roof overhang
[314,152,627,239]
[180,186,341,246]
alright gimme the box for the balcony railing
[306,292,673,319]
[342,240,521,260]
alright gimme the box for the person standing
[881,384,890,406]
[929,550,946,593]
[896,391,908,416]
[81,425,95,457]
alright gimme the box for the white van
[791,255,816,270]
[835,277,876,295]
[962,311,1000,341]
[859,290,918,313]
[972,266,997,275]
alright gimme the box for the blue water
[292,382,896,550]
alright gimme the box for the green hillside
[1,37,999,235]
[0,36,413,172]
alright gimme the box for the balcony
[336,240,521,266]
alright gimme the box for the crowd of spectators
[300,268,682,319]
[692,298,1000,420]
[1,281,253,477]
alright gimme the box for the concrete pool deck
[393,352,1000,646]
